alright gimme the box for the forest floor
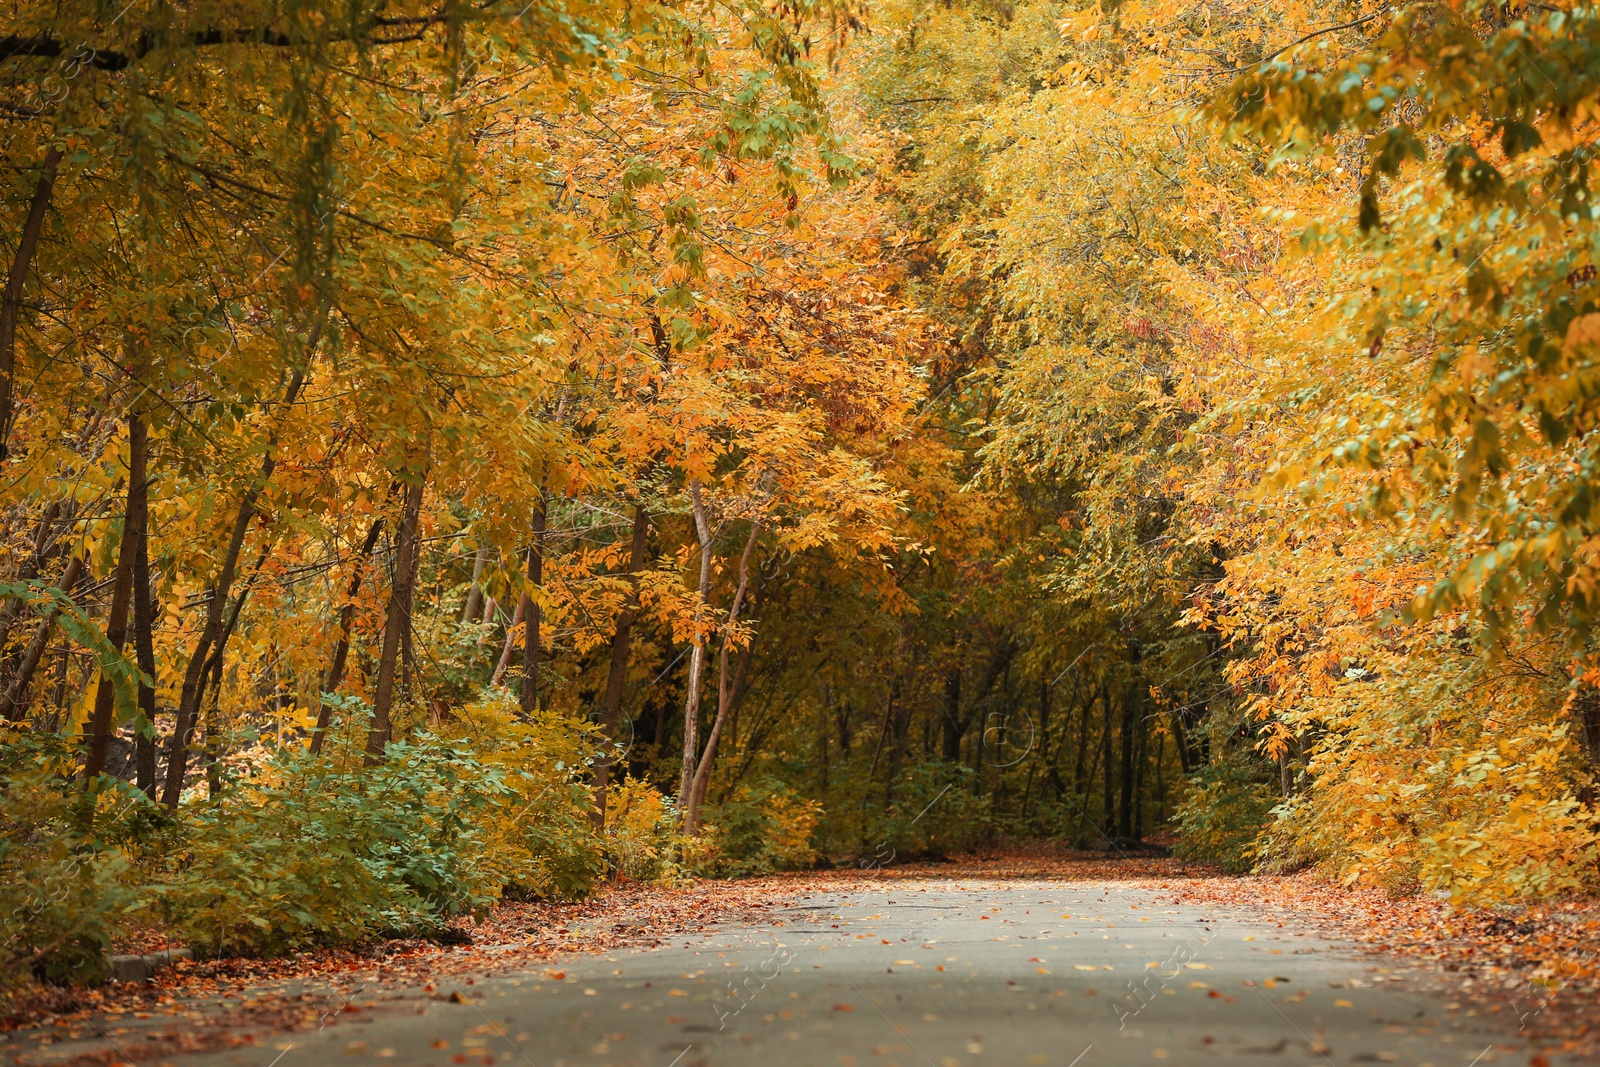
[2,849,1596,1066]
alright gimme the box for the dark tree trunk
[1118,680,1138,838]
[817,683,831,795]
[188,543,269,793]
[864,675,897,786]
[519,492,547,717]
[1021,671,1052,820]
[129,418,159,798]
[400,553,418,694]
[1153,732,1167,827]
[884,672,913,805]
[309,516,384,755]
[203,647,226,798]
[366,469,426,765]
[0,148,63,463]
[1133,704,1148,839]
[940,667,963,761]
[82,409,147,780]
[1170,703,1195,774]
[163,367,308,809]
[941,642,1016,765]
[593,505,650,829]
[1100,691,1115,836]
[1576,688,1600,770]
[1070,684,1096,800]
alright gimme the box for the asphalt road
[25,879,1583,1067]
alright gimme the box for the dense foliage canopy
[3,0,1599,985]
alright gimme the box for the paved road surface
[16,879,1581,1067]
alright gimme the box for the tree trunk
[0,148,63,463]
[460,544,489,623]
[593,505,651,829]
[817,682,832,795]
[183,542,270,793]
[1021,671,1052,819]
[1133,705,1148,839]
[131,496,158,798]
[1575,688,1600,770]
[1071,683,1097,799]
[45,646,69,729]
[366,469,426,765]
[864,677,896,789]
[678,480,712,824]
[0,554,84,721]
[309,516,384,755]
[476,596,498,643]
[1169,704,1195,774]
[519,492,547,717]
[883,672,912,805]
[489,595,526,686]
[1100,691,1115,836]
[940,667,963,761]
[203,646,226,797]
[129,422,159,796]
[1118,681,1137,838]
[400,562,417,694]
[686,515,761,827]
[163,366,309,809]
[82,409,147,780]
[1154,732,1168,823]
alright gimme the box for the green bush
[866,763,992,860]
[435,695,607,901]
[156,738,511,956]
[0,733,138,987]
[1172,754,1277,874]
[693,776,821,877]
[5,696,618,972]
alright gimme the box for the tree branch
[0,15,450,71]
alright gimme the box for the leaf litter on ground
[3,849,1594,1065]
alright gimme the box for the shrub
[0,733,138,986]
[866,763,992,861]
[436,695,606,901]
[162,694,627,957]
[604,777,682,883]
[156,738,511,956]
[1244,648,1600,903]
[693,776,821,877]
[1172,754,1277,874]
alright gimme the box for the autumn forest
[3,0,1600,989]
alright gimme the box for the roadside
[2,876,806,1064]
[3,851,1595,1066]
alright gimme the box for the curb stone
[106,948,192,983]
